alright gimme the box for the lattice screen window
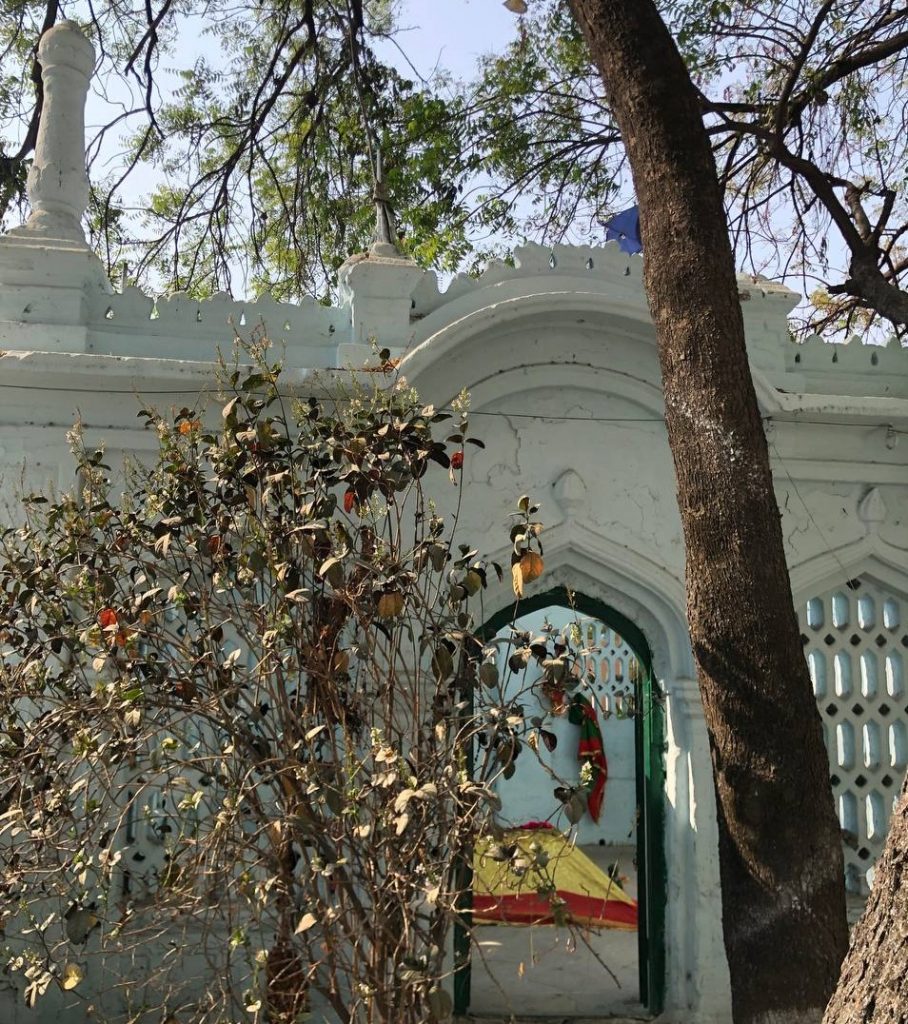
[800,578,907,896]
[580,618,641,716]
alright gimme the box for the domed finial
[21,20,95,243]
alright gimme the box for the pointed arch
[790,539,908,606]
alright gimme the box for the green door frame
[453,586,666,1016]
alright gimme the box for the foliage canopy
[2,1,908,337]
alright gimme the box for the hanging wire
[0,371,905,440]
[769,440,855,584]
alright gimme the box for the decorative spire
[336,144,421,351]
[19,20,95,244]
[372,148,400,255]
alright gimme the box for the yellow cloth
[472,828,637,930]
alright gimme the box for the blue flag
[604,206,642,254]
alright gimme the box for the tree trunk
[566,2,849,1022]
[823,771,908,1024]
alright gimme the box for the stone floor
[463,1018,650,1023]
[468,844,644,1020]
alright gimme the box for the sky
[378,0,518,79]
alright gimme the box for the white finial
[22,21,95,242]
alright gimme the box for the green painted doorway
[454,586,666,1017]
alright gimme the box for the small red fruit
[98,608,118,629]
[343,489,356,513]
[451,452,464,470]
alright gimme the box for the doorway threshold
[461,1015,656,1023]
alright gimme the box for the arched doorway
[455,587,666,1018]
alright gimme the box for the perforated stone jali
[801,579,907,896]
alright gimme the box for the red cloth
[571,696,608,823]
[473,890,636,930]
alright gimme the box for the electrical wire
[0,377,905,432]
[769,440,856,585]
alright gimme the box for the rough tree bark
[823,771,908,1024]
[566,2,849,1022]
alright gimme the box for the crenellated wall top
[410,241,801,321]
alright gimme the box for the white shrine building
[1,21,907,1024]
